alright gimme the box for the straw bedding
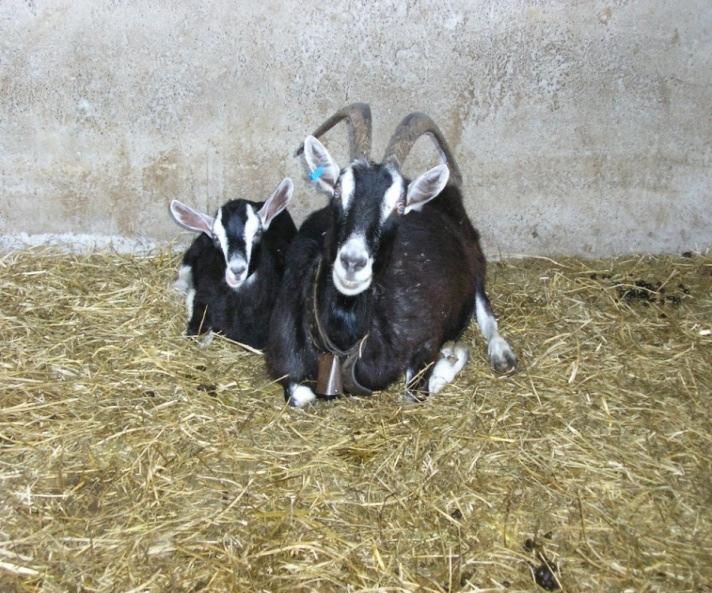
[0,248,710,592]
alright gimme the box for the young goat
[170,178,296,349]
[266,104,516,406]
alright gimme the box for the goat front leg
[428,341,469,395]
[404,341,470,401]
[284,383,318,408]
[186,295,212,336]
[174,264,194,294]
[270,340,320,408]
[475,284,517,372]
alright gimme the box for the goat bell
[316,353,343,397]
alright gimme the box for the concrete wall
[1,0,710,257]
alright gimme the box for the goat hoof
[198,332,214,348]
[489,336,517,372]
[440,340,455,355]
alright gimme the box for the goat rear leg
[475,284,517,372]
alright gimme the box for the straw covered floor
[1,248,710,592]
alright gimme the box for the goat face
[328,161,403,296]
[303,135,450,297]
[211,201,262,288]
[170,178,293,290]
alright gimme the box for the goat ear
[302,135,340,195]
[404,164,450,215]
[170,200,215,236]
[258,178,294,229]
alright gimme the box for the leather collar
[310,257,372,396]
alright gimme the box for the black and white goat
[266,104,516,406]
[170,178,296,349]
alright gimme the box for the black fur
[266,162,487,400]
[182,200,296,349]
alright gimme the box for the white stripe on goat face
[242,205,260,266]
[381,169,404,222]
[213,208,229,259]
[339,167,355,211]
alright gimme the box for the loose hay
[0,248,710,592]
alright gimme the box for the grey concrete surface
[1,0,710,257]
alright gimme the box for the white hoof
[289,385,317,408]
[428,342,469,395]
[489,336,517,372]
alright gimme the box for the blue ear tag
[309,165,325,182]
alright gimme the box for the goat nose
[340,253,367,272]
[229,262,246,276]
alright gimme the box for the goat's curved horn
[295,102,372,161]
[383,112,463,188]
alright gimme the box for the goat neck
[313,252,372,355]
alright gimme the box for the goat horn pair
[297,105,461,189]
[384,112,463,188]
[295,102,372,161]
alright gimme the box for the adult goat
[266,104,515,406]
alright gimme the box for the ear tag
[309,165,325,182]
[316,353,342,397]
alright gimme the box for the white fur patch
[475,293,497,340]
[185,288,196,321]
[243,204,260,264]
[381,168,403,222]
[289,384,317,407]
[428,342,469,395]
[174,265,193,293]
[212,208,229,259]
[340,167,355,211]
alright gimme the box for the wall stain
[108,143,135,235]
[142,149,182,197]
